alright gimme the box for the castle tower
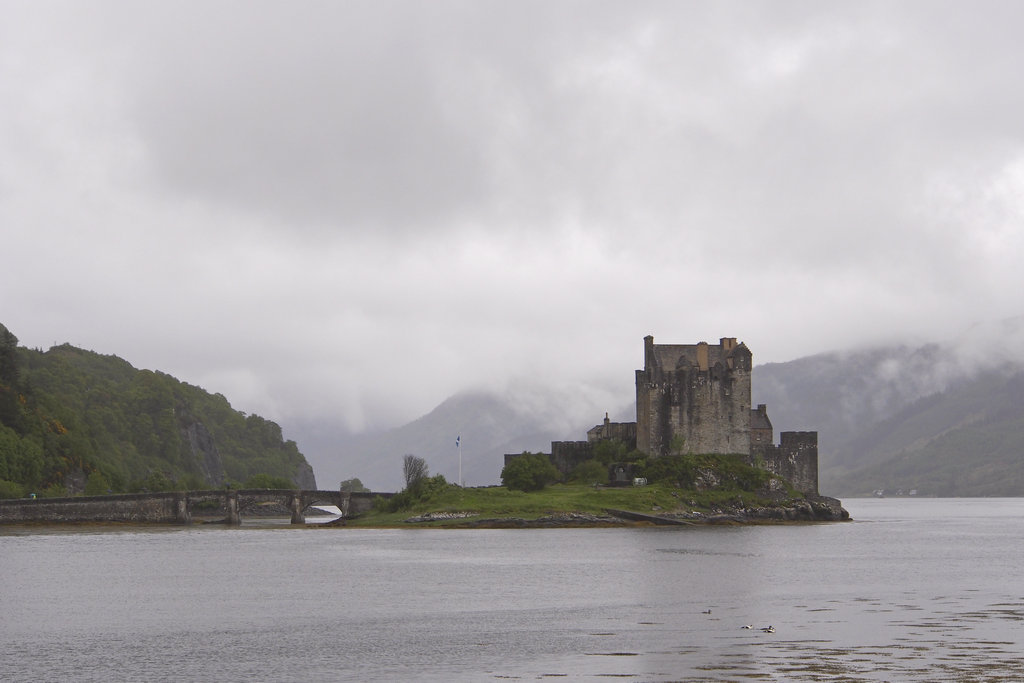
[636,335,752,457]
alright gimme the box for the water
[2,498,1023,681]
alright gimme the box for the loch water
[2,498,1023,682]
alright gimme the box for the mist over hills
[5,316,1020,497]
[300,390,634,492]
[309,318,1024,496]
[753,316,1024,495]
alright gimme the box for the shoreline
[339,495,850,529]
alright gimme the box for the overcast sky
[3,1,1023,434]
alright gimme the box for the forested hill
[0,323,315,498]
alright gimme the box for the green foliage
[592,439,629,464]
[340,477,368,492]
[39,482,67,498]
[567,458,609,484]
[379,473,451,512]
[133,471,176,492]
[84,471,111,496]
[501,452,560,492]
[643,453,770,491]
[0,326,313,495]
[243,473,294,489]
[350,481,786,527]
[0,323,21,430]
[0,478,24,499]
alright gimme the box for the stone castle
[516,335,819,495]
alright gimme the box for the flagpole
[458,436,462,487]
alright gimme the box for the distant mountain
[813,369,1024,496]
[0,323,315,497]
[304,391,629,492]
[753,317,1024,496]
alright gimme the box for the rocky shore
[399,496,849,528]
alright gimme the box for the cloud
[2,0,1024,441]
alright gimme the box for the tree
[84,470,111,496]
[243,473,293,489]
[0,478,24,499]
[568,459,608,484]
[0,323,18,386]
[501,452,560,492]
[0,323,20,429]
[593,439,630,464]
[340,477,368,492]
[402,454,428,489]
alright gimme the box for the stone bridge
[0,489,392,526]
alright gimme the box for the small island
[343,335,849,528]
[342,465,848,529]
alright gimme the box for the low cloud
[2,1,1023,435]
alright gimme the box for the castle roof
[750,407,773,430]
[646,338,750,372]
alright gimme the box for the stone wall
[586,417,637,447]
[550,441,594,477]
[0,492,190,524]
[0,489,391,525]
[636,336,752,457]
[763,431,819,496]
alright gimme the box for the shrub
[644,453,771,491]
[382,473,450,512]
[501,452,559,492]
[568,459,608,484]
[243,473,294,489]
[84,471,111,496]
[340,477,368,492]
[0,478,24,499]
[593,439,630,464]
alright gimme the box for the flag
[455,435,460,448]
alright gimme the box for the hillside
[814,369,1024,496]
[752,323,1024,496]
[0,323,315,497]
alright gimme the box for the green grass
[346,482,786,527]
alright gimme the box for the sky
[2,1,1023,437]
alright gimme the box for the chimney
[696,342,709,371]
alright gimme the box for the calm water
[2,498,1023,682]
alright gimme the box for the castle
[513,335,819,495]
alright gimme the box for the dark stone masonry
[508,335,823,496]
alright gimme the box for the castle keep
[636,335,752,457]
[524,335,820,495]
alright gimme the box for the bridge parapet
[0,489,394,525]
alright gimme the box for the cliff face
[182,420,226,487]
[293,461,317,490]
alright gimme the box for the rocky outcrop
[181,420,226,486]
[397,497,849,528]
[293,461,317,490]
[658,495,849,524]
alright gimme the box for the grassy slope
[347,482,785,527]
